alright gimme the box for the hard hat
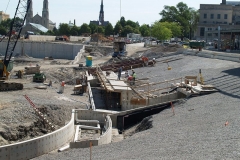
[153,58,155,60]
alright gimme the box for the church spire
[99,0,104,25]
[42,0,49,29]
[26,0,33,24]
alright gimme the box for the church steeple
[99,0,104,25]
[26,0,33,24]
[42,0,49,29]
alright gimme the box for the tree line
[0,2,199,41]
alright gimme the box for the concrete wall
[70,115,112,148]
[0,41,83,60]
[121,90,180,111]
[29,35,56,41]
[70,36,91,42]
[0,110,75,160]
[148,92,179,105]
[183,49,240,63]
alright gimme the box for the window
[204,14,207,19]
[208,33,212,37]
[224,14,228,19]
[200,27,205,36]
[211,14,214,19]
[203,21,207,23]
[215,33,218,36]
[224,22,227,24]
[217,14,221,19]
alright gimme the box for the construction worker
[152,58,156,67]
[141,56,149,66]
[118,66,123,80]
[132,70,136,85]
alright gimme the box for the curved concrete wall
[0,110,75,160]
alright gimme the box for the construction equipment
[112,40,126,58]
[16,70,24,78]
[33,73,46,83]
[0,0,31,91]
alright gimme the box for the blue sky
[1,0,225,27]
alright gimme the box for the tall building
[90,0,109,26]
[22,0,56,34]
[0,11,10,23]
[196,0,240,41]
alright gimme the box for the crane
[0,0,31,91]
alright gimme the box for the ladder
[24,95,55,130]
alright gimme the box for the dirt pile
[135,44,184,59]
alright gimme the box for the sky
[1,0,226,27]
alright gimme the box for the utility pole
[120,0,121,19]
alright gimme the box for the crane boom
[4,0,31,68]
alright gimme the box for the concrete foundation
[0,110,75,160]
[71,110,113,148]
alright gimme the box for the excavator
[0,0,31,91]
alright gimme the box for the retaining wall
[70,115,112,148]
[70,36,91,42]
[29,35,56,41]
[0,110,75,160]
[71,110,113,148]
[0,41,84,60]
[183,49,240,63]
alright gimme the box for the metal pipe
[58,144,70,152]
[79,124,100,130]
[75,119,100,124]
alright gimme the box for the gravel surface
[33,54,240,160]
[0,59,89,146]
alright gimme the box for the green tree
[133,28,140,34]
[125,20,138,29]
[89,23,98,34]
[152,22,172,41]
[79,23,91,35]
[58,23,70,35]
[120,17,126,28]
[122,25,134,37]
[139,24,150,37]
[46,30,54,35]
[114,22,122,35]
[70,25,79,36]
[105,23,113,36]
[53,27,58,35]
[189,9,199,39]
[160,2,195,38]
[96,26,105,34]
[0,26,7,35]
[0,18,11,30]
[160,22,182,37]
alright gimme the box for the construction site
[1,1,240,160]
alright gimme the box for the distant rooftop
[29,23,48,33]
[226,1,240,5]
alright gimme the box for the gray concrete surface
[33,54,240,160]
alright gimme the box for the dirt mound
[151,44,183,53]
[138,44,183,59]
